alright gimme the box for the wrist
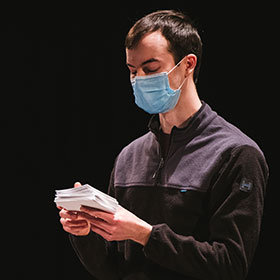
[133,221,153,246]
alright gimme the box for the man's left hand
[79,205,152,246]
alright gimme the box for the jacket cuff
[143,224,167,263]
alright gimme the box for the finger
[80,206,114,223]
[81,212,114,236]
[74,182,82,188]
[78,210,107,226]
[61,218,88,228]
[79,211,99,221]
[62,224,89,235]
[79,212,107,226]
[59,209,78,220]
[90,223,112,241]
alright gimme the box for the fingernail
[74,182,82,188]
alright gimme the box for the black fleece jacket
[70,102,269,280]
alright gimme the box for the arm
[68,169,152,279]
[79,205,152,246]
[143,146,268,280]
[60,182,120,279]
[71,165,152,247]
[69,231,118,279]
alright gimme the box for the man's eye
[144,67,160,74]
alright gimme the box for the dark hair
[125,10,202,83]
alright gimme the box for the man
[59,10,268,280]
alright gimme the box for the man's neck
[159,79,201,134]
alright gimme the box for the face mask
[131,59,186,114]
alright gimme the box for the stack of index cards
[54,184,119,213]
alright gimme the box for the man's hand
[58,182,90,236]
[58,182,152,245]
[59,209,91,236]
[80,205,152,246]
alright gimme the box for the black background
[3,4,277,279]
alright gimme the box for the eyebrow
[126,58,160,68]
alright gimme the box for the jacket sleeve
[69,232,118,279]
[143,145,269,280]
[69,169,119,280]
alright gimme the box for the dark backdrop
[3,5,276,279]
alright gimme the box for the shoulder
[191,103,263,157]
[204,108,263,156]
[118,131,156,158]
[115,131,157,170]
[228,145,269,179]
[212,112,268,176]
[190,103,269,186]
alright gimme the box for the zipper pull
[153,157,164,179]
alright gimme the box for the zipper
[152,157,164,181]
[152,130,173,184]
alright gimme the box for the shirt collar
[148,101,214,143]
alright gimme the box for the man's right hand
[58,182,91,236]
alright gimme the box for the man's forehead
[126,31,171,66]
[138,31,169,50]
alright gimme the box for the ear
[184,54,197,77]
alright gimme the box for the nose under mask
[131,59,186,114]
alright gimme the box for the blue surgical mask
[131,59,186,114]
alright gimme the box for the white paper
[54,184,118,213]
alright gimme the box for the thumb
[74,182,82,188]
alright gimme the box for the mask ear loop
[167,56,187,91]
[177,76,187,90]
[167,56,187,75]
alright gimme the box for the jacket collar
[148,101,217,143]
